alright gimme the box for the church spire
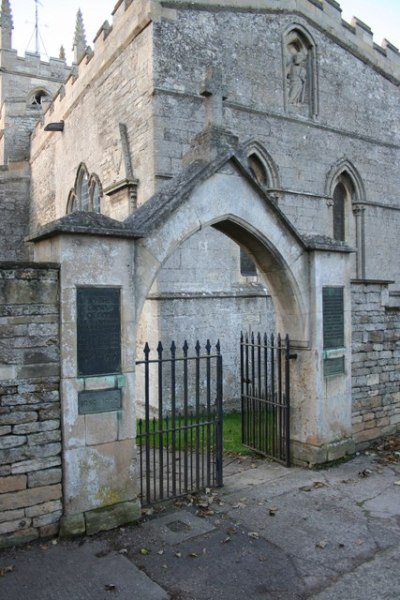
[0,0,13,50]
[72,8,87,63]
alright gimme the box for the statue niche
[284,29,317,118]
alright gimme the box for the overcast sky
[10,0,400,62]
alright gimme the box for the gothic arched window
[333,182,346,241]
[66,165,103,214]
[77,169,89,211]
[248,153,268,187]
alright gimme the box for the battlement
[0,46,70,81]
[33,0,400,146]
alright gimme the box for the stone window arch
[243,141,280,190]
[326,159,366,278]
[76,165,90,211]
[66,164,103,214]
[66,190,78,214]
[283,26,318,119]
[89,174,102,213]
[28,88,51,107]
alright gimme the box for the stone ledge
[60,499,141,538]
[291,437,355,467]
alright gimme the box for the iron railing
[136,340,223,506]
[240,332,292,466]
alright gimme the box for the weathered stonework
[1,0,400,545]
[0,265,62,547]
[351,282,400,449]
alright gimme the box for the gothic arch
[28,87,52,107]
[325,158,366,277]
[325,158,366,203]
[131,157,310,344]
[283,24,318,118]
[242,140,280,189]
[66,190,78,214]
[68,164,103,214]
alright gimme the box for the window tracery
[66,165,103,214]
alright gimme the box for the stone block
[12,455,61,474]
[13,419,60,435]
[85,412,118,445]
[0,426,12,436]
[85,499,141,536]
[59,513,86,538]
[0,526,39,549]
[0,435,27,449]
[27,430,61,446]
[28,467,62,488]
[326,438,355,462]
[0,508,25,524]
[25,499,62,518]
[0,474,27,493]
[0,517,31,535]
[0,483,62,512]
[39,522,59,539]
[32,509,62,528]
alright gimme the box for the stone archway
[130,152,351,464]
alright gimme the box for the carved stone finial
[0,0,13,30]
[200,65,227,130]
[72,8,87,64]
[0,0,13,50]
[59,45,66,61]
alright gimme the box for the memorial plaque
[77,287,121,376]
[324,356,345,377]
[323,287,344,349]
[78,388,122,415]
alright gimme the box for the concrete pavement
[0,444,399,599]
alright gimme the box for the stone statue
[287,46,308,105]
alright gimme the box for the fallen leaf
[300,486,312,492]
[359,469,372,478]
[0,565,15,577]
[313,481,327,489]
[139,548,150,556]
[222,536,231,544]
[394,480,400,486]
[316,540,327,549]
[248,532,260,540]
[118,548,128,555]
[157,549,164,555]
[189,552,199,558]
[175,552,182,558]
[232,502,246,509]
[269,508,278,516]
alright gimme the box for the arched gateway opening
[131,153,317,503]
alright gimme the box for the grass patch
[137,411,255,456]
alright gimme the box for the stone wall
[0,164,31,262]
[0,264,61,547]
[351,282,400,449]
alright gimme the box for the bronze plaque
[77,287,121,376]
[78,388,122,415]
[323,287,344,350]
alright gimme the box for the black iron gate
[240,332,294,466]
[136,340,223,506]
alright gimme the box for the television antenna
[25,0,49,57]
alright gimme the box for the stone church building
[1,0,400,545]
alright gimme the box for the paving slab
[0,450,399,600]
[0,539,169,600]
